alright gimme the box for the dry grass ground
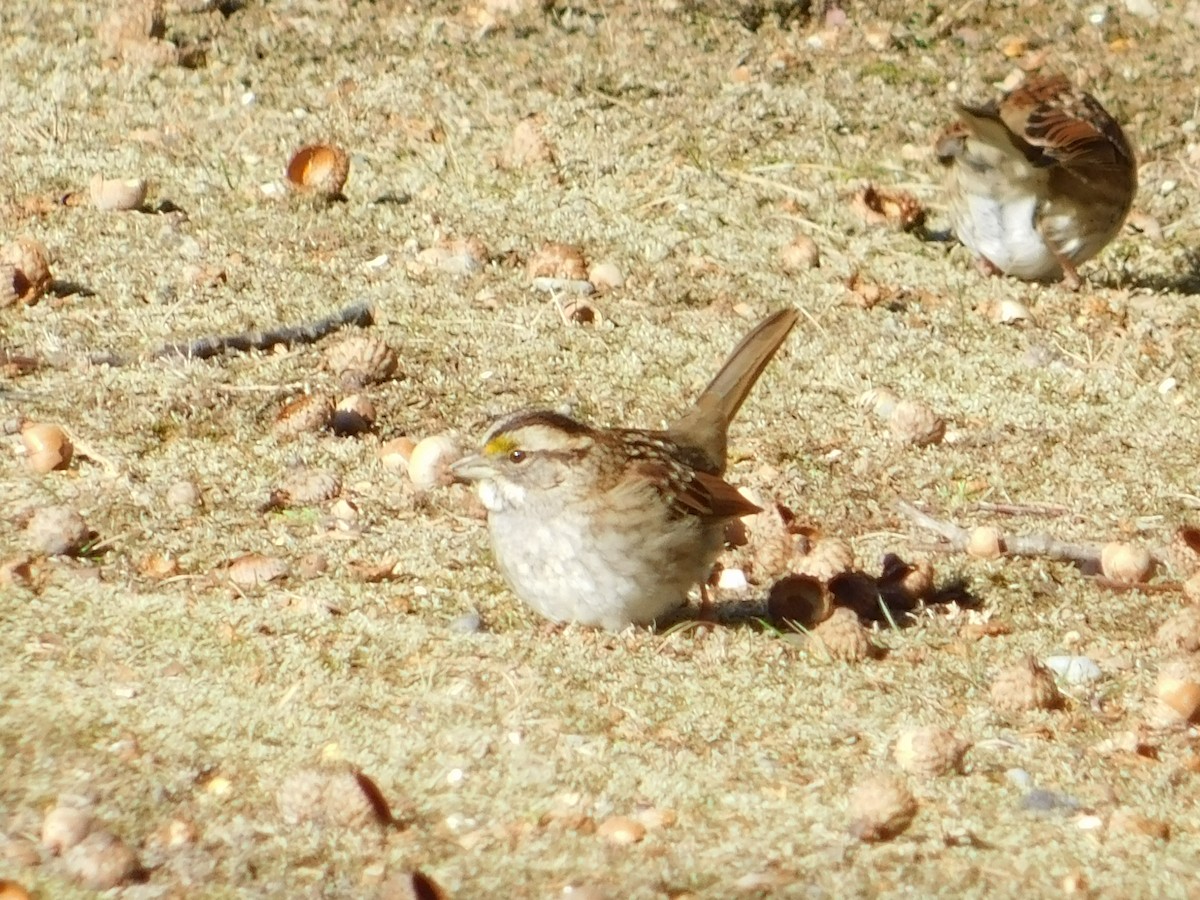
[3,0,1200,896]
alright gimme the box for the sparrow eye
[509,449,527,464]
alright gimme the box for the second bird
[935,73,1137,290]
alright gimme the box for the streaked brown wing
[631,458,761,520]
[690,470,763,519]
[997,75,1132,172]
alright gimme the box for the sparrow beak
[448,454,491,484]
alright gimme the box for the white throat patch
[477,477,525,512]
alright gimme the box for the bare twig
[150,301,374,361]
[970,501,1072,518]
[80,301,374,367]
[896,501,1102,567]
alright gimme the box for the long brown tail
[668,308,799,472]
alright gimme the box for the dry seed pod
[527,242,588,280]
[1155,659,1200,723]
[991,298,1032,324]
[25,506,90,556]
[858,386,900,420]
[742,499,793,580]
[2,835,41,867]
[278,468,341,506]
[990,656,1062,712]
[847,775,917,842]
[165,478,203,511]
[1156,606,1200,653]
[380,870,451,900]
[331,393,376,436]
[146,817,198,851]
[828,570,883,620]
[415,237,489,276]
[103,0,165,44]
[89,174,147,211]
[277,768,390,827]
[0,556,35,589]
[893,725,967,777]
[903,558,935,600]
[1100,541,1153,583]
[596,816,646,846]
[97,0,166,57]
[1166,526,1200,576]
[330,498,359,521]
[966,526,1004,560]
[273,393,333,436]
[0,265,22,307]
[779,234,820,271]
[323,335,397,388]
[1184,571,1200,604]
[794,537,855,582]
[41,803,94,854]
[226,553,290,587]
[0,237,52,306]
[20,422,73,473]
[296,552,330,579]
[378,436,416,472]
[767,574,832,628]
[1107,809,1170,841]
[559,297,598,325]
[322,770,386,828]
[812,607,875,662]
[587,260,624,290]
[407,435,462,491]
[634,807,677,830]
[888,399,945,446]
[852,184,926,231]
[286,143,350,197]
[502,115,556,168]
[141,552,181,579]
[116,36,180,66]
[277,769,328,825]
[62,830,141,891]
[882,555,935,602]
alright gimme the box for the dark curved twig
[150,301,374,361]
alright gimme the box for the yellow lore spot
[484,433,517,457]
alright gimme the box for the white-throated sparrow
[450,309,799,630]
[935,73,1137,290]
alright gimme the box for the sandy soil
[3,0,1200,897]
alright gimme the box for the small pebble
[847,775,917,842]
[1006,768,1034,790]
[25,506,91,556]
[226,553,290,587]
[62,830,141,890]
[450,612,484,634]
[1044,655,1102,685]
[41,803,93,854]
[165,479,203,511]
[587,261,624,290]
[990,656,1062,712]
[531,277,594,295]
[407,435,462,491]
[1021,789,1080,814]
[597,816,646,845]
[779,234,820,272]
[716,567,748,591]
